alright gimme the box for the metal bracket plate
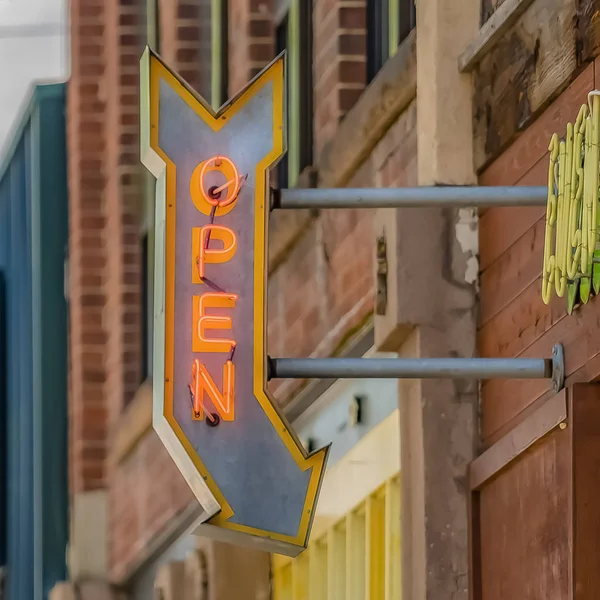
[552,343,565,392]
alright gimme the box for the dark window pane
[140,234,149,384]
[219,0,229,103]
[366,0,389,83]
[299,0,313,172]
[399,0,416,44]
[276,16,289,189]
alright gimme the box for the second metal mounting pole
[268,344,565,393]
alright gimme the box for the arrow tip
[296,443,330,545]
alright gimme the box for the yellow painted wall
[273,411,401,600]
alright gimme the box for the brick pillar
[104,0,145,428]
[67,0,110,580]
[68,0,108,502]
[228,0,276,97]
[314,0,367,159]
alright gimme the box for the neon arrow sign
[140,48,329,556]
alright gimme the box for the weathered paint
[0,83,69,600]
[455,208,479,286]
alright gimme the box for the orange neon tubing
[196,224,238,279]
[191,359,216,422]
[191,358,235,421]
[199,359,235,420]
[196,292,238,351]
[199,155,242,207]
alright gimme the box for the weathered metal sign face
[542,91,600,313]
[140,49,328,556]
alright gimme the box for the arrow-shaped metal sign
[140,48,328,556]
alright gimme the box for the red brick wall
[478,63,599,445]
[159,0,212,97]
[110,429,194,580]
[67,0,151,492]
[66,0,414,581]
[314,0,367,158]
[108,104,418,579]
[269,100,417,404]
[228,0,276,97]
[106,0,278,573]
[226,0,367,141]
[107,0,214,579]
[68,0,109,494]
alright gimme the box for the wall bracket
[552,343,565,392]
[268,185,565,393]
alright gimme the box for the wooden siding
[478,63,598,444]
[469,385,600,600]
[479,428,570,599]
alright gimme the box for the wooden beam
[472,0,578,170]
[577,0,600,65]
[107,379,152,467]
[459,0,535,73]
[470,390,567,490]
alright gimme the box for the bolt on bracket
[552,343,565,392]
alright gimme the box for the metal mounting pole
[268,185,563,391]
[271,186,547,210]
[268,344,566,392]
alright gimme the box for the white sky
[0,0,68,149]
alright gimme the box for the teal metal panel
[0,83,68,600]
[0,272,6,569]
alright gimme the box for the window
[273,476,401,600]
[275,15,289,188]
[396,0,416,48]
[367,0,415,82]
[275,0,314,189]
[297,0,313,179]
[211,0,229,108]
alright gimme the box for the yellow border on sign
[141,48,328,548]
